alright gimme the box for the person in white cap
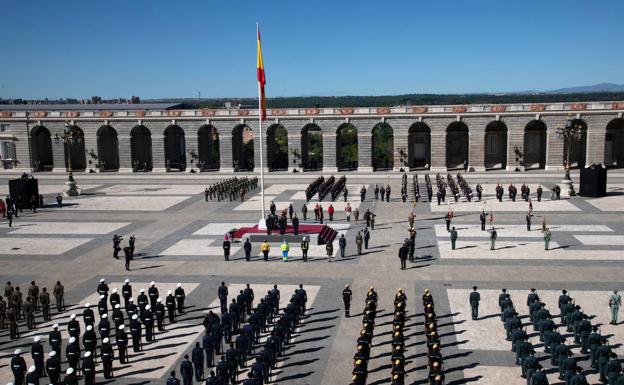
[109,288,120,310]
[10,349,26,385]
[148,282,159,309]
[62,367,76,385]
[67,314,80,339]
[116,324,128,363]
[45,350,61,384]
[112,304,124,329]
[97,279,109,300]
[31,336,45,376]
[99,313,111,340]
[166,290,177,323]
[82,303,95,327]
[82,350,95,385]
[25,366,37,385]
[127,298,138,319]
[83,324,97,359]
[66,336,80,371]
[49,323,62,358]
[155,298,166,331]
[143,304,155,341]
[137,289,148,316]
[175,284,186,314]
[122,279,132,308]
[130,314,143,352]
[101,337,115,379]
[97,294,108,318]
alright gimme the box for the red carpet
[232,223,338,243]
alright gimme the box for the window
[487,135,498,155]
[1,141,16,160]
[0,124,9,132]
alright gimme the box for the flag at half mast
[257,24,267,120]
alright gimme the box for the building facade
[0,101,623,173]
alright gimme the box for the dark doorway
[64,126,86,171]
[372,123,394,171]
[523,120,547,169]
[232,125,254,171]
[267,124,289,171]
[130,125,153,171]
[605,118,624,168]
[301,124,323,171]
[566,119,587,169]
[446,121,469,170]
[164,125,186,171]
[30,126,54,171]
[484,121,507,170]
[408,122,431,169]
[97,125,119,171]
[336,123,358,171]
[198,125,220,171]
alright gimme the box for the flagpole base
[258,218,267,230]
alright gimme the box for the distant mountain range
[544,83,624,94]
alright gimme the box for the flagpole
[257,22,266,224]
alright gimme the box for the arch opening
[336,123,358,171]
[445,121,469,170]
[130,125,153,172]
[484,121,507,170]
[267,124,289,171]
[30,126,54,171]
[198,125,220,171]
[605,118,624,168]
[96,125,119,171]
[372,123,394,171]
[523,120,547,169]
[232,125,254,172]
[164,125,186,171]
[301,124,323,171]
[408,122,431,169]
[64,126,86,171]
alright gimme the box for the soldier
[13,286,23,320]
[167,370,181,385]
[23,297,35,329]
[122,279,132,309]
[101,337,114,379]
[155,298,166,331]
[469,286,480,320]
[342,284,352,317]
[97,294,108,318]
[137,289,148,316]
[113,234,122,259]
[143,304,155,342]
[243,238,252,261]
[65,337,80,372]
[355,232,363,255]
[479,210,486,231]
[31,336,45,377]
[302,203,308,221]
[109,288,121,310]
[450,227,458,250]
[148,281,159,309]
[180,354,194,385]
[83,303,95,327]
[130,314,143,352]
[166,290,177,323]
[192,342,204,381]
[67,313,80,339]
[597,338,612,382]
[606,352,622,385]
[116,325,129,364]
[0,295,6,329]
[63,367,77,385]
[112,304,124,329]
[39,288,50,321]
[175,283,186,314]
[53,281,64,312]
[124,246,133,270]
[609,290,621,325]
[223,237,231,261]
[99,313,111,341]
[82,351,95,385]
[45,351,61,385]
[49,323,61,358]
[28,281,39,311]
[83,324,97,359]
[543,226,551,250]
[398,240,408,270]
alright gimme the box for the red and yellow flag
[257,24,267,120]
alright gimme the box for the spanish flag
[257,24,267,121]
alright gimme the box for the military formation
[2,280,60,340]
[204,177,259,202]
[469,287,624,384]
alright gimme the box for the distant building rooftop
[0,103,191,111]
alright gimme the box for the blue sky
[0,0,622,99]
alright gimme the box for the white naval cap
[124,279,130,283]
[132,314,138,320]
[167,290,172,295]
[66,367,74,375]
[112,288,117,293]
[52,323,59,329]
[14,349,21,355]
[115,304,120,309]
[118,325,125,330]
[129,298,134,302]
[99,278,105,283]
[145,305,151,310]
[34,336,41,343]
[140,289,145,293]
[103,337,109,343]
[68,337,75,344]
[86,325,93,331]
[150,281,155,286]
[157,298,162,303]
[49,351,56,357]
[28,366,36,373]
[70,314,76,319]
[99,295,105,299]
[177,283,182,288]
[84,351,91,358]
[102,313,108,318]
[84,303,90,308]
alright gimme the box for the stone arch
[567,119,587,169]
[197,125,220,171]
[232,124,254,171]
[164,125,186,171]
[408,122,431,169]
[445,121,469,170]
[523,120,547,169]
[605,118,624,168]
[266,124,288,171]
[301,124,323,171]
[64,125,86,171]
[484,121,507,170]
[336,123,358,171]
[371,123,394,171]
[96,125,119,171]
[30,125,54,171]
[130,125,153,171]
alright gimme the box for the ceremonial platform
[232,223,338,244]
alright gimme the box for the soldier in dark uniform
[82,351,95,385]
[606,352,622,385]
[99,313,111,342]
[31,336,45,377]
[130,314,143,352]
[116,325,129,364]
[109,287,121,310]
[167,370,181,385]
[175,283,186,314]
[83,324,97,359]
[137,289,148,316]
[155,298,166,331]
[63,367,77,385]
[113,234,122,259]
[223,238,231,261]
[398,240,408,270]
[243,238,252,261]
[67,313,80,339]
[83,303,95,327]
[28,281,39,311]
[192,342,205,381]
[166,290,177,323]
[53,281,64,312]
[469,286,480,320]
[13,286,23,320]
[122,279,132,309]
[203,332,215,368]
[129,235,136,257]
[48,323,61,358]
[39,288,50,321]
[25,366,38,385]
[97,294,108,318]
[100,337,114,379]
[124,246,133,270]
[450,227,458,250]
[112,304,124,329]
[45,351,61,385]
[0,295,6,329]
[143,304,155,342]
[218,282,228,314]
[23,297,35,330]
[65,337,80,372]
[342,284,352,317]
[180,354,194,385]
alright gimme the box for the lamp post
[555,117,583,196]
[54,121,81,196]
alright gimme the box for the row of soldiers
[351,287,379,385]
[168,283,308,385]
[455,173,473,202]
[204,176,258,202]
[389,289,408,384]
[305,176,324,201]
[422,289,444,385]
[371,184,392,202]
[2,281,65,339]
[8,278,189,385]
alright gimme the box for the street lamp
[54,121,81,196]
[555,117,583,196]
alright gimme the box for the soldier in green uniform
[469,286,480,320]
[450,227,458,250]
[609,290,621,325]
[543,227,551,250]
[39,288,50,321]
[489,227,497,250]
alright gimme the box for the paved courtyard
[1,170,624,385]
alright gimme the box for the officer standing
[243,239,252,261]
[31,336,45,377]
[489,227,497,251]
[130,314,142,352]
[543,227,551,250]
[175,283,186,314]
[53,281,64,312]
[180,355,194,385]
[122,279,132,309]
[450,227,458,250]
[45,351,61,385]
[124,246,133,270]
[116,325,129,364]
[480,210,486,231]
[167,370,181,385]
[192,342,204,381]
[223,238,231,261]
[363,227,370,249]
[339,234,347,258]
[100,337,114,379]
[166,290,177,323]
[148,282,159,309]
[143,305,155,342]
[398,240,408,270]
[155,298,166,331]
[469,286,480,320]
[342,285,352,317]
[609,290,621,325]
[355,232,363,255]
[218,282,228,314]
[82,351,95,385]
[39,288,50,321]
